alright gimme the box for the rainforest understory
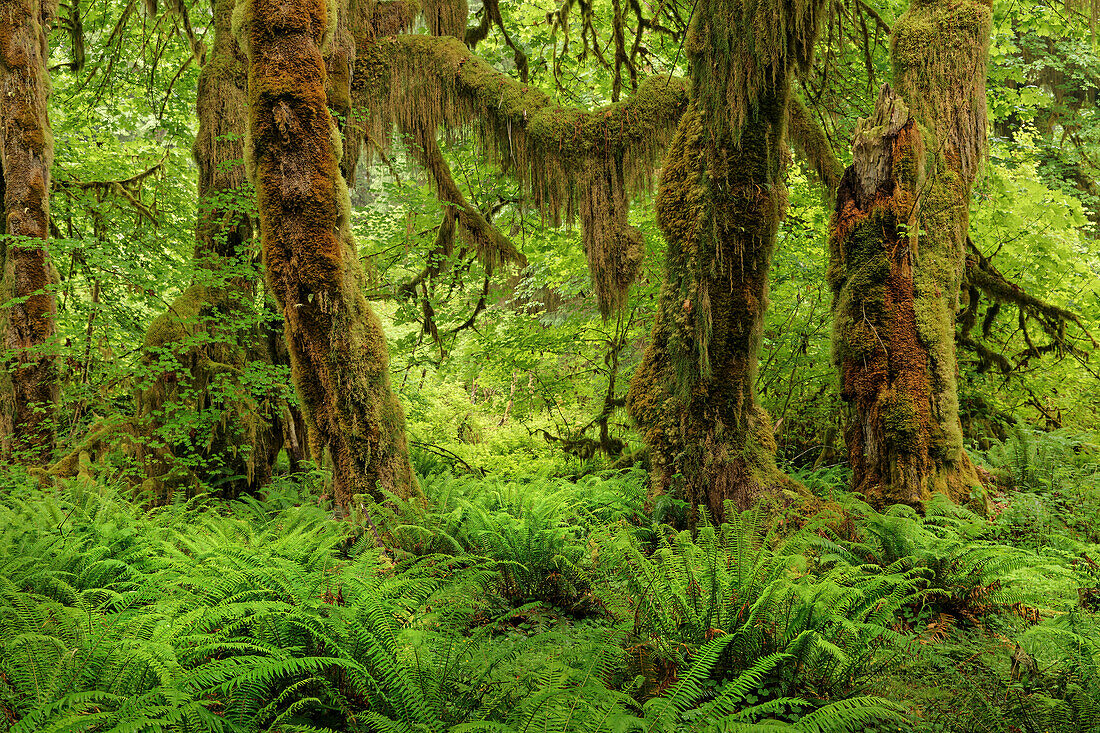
[1,0,1100,731]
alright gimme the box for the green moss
[883,392,921,449]
[788,94,843,192]
[628,0,827,520]
[827,0,991,506]
[0,0,59,463]
[238,0,418,507]
[356,32,689,315]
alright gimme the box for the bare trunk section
[0,0,58,464]
[628,0,822,521]
[828,0,991,507]
[236,0,417,508]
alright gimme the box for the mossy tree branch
[788,93,844,194]
[356,32,689,316]
[962,240,1098,371]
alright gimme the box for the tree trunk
[0,0,58,464]
[237,0,417,508]
[135,0,303,501]
[627,0,821,521]
[828,0,991,506]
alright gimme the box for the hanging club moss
[420,0,466,38]
[235,0,418,508]
[626,0,823,522]
[788,94,843,195]
[355,32,688,317]
[0,0,59,465]
[341,0,418,186]
[828,0,991,508]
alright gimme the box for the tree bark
[627,0,821,521]
[237,0,417,508]
[135,0,303,500]
[828,0,992,506]
[0,0,58,464]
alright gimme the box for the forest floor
[1,427,1098,732]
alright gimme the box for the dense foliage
[1,0,1098,729]
[3,436,1100,731]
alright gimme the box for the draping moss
[341,0,418,185]
[403,122,525,272]
[421,0,466,38]
[236,0,417,508]
[356,32,689,316]
[0,0,59,464]
[828,0,992,510]
[627,0,824,521]
[788,94,843,194]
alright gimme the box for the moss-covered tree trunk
[0,0,58,464]
[627,0,821,520]
[237,0,417,508]
[828,0,991,506]
[135,0,302,499]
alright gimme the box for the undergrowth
[2,430,1098,732]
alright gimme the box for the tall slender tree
[236,0,417,507]
[627,0,824,519]
[0,0,58,464]
[828,0,992,506]
[135,0,302,499]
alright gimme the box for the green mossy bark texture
[134,0,301,501]
[0,0,59,464]
[828,0,991,507]
[237,0,417,508]
[627,0,821,521]
[193,0,251,266]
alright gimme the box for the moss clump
[0,0,59,464]
[788,94,843,193]
[237,0,418,508]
